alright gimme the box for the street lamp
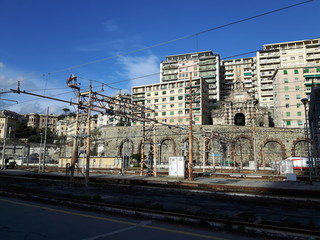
[301,97,312,185]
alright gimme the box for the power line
[45,0,313,76]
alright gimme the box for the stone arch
[158,138,176,165]
[262,138,286,167]
[234,113,245,126]
[233,135,252,168]
[292,138,310,157]
[118,138,134,158]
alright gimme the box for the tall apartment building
[273,65,320,128]
[257,38,320,109]
[221,57,256,100]
[132,78,210,126]
[27,113,59,133]
[160,51,220,107]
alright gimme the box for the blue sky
[0,0,319,114]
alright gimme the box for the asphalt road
[0,196,257,240]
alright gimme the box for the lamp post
[301,97,312,185]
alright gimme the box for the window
[170,90,174,94]
[297,103,301,108]
[295,78,299,81]
[284,78,288,83]
[161,85,167,89]
[170,97,174,101]
[284,86,289,91]
[162,91,166,95]
[295,86,300,90]
[154,99,158,103]
[155,113,158,116]
[178,110,183,115]
[170,119,174,123]
[298,121,303,125]
[155,92,158,96]
[297,112,302,116]
[304,68,309,73]
[286,121,291,126]
[296,94,301,99]
[162,98,166,102]
[178,89,183,93]
[147,93,151,96]
[162,112,166,116]
[178,96,183,100]
[294,69,299,74]
[283,70,288,75]
[178,119,182,122]
[290,57,295,60]
[170,111,174,115]
[285,95,290,100]
[170,104,174,108]
[195,117,199,121]
[286,103,290,108]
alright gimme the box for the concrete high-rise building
[221,57,256,100]
[273,65,320,128]
[160,51,220,107]
[132,78,210,126]
[257,38,320,109]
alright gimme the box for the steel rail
[0,188,319,238]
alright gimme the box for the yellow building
[58,156,122,169]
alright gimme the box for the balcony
[162,64,178,70]
[199,60,216,65]
[199,66,216,71]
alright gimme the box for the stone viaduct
[77,125,308,169]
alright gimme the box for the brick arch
[233,134,253,167]
[118,138,134,157]
[291,137,310,157]
[262,138,286,165]
[158,137,177,164]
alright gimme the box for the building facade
[97,93,132,127]
[27,113,59,133]
[257,38,320,109]
[273,65,320,128]
[132,78,210,126]
[160,51,220,107]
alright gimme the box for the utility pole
[85,81,92,186]
[188,73,194,181]
[153,124,157,176]
[1,116,8,170]
[38,133,43,173]
[140,109,146,176]
[42,107,49,173]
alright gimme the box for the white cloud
[0,64,73,115]
[118,54,160,90]
[0,62,5,68]
[103,20,119,32]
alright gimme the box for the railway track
[0,187,319,239]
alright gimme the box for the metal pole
[140,119,145,176]
[1,116,8,170]
[70,90,80,182]
[188,73,194,181]
[38,133,43,172]
[153,124,157,176]
[85,82,92,187]
[301,98,312,185]
[42,107,49,173]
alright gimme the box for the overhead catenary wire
[44,0,314,76]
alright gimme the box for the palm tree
[62,108,70,116]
